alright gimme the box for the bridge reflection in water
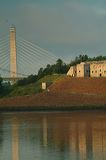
[12,117,19,160]
[0,112,106,160]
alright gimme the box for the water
[0,111,106,160]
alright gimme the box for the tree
[38,67,44,79]
[27,75,37,84]
[54,59,63,73]
[0,77,3,94]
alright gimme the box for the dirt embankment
[49,77,106,95]
[0,77,106,109]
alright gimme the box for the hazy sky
[0,0,106,62]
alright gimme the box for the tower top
[10,25,16,32]
[10,24,17,80]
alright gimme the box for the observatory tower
[10,26,17,78]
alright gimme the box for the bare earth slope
[0,77,106,109]
[49,77,106,95]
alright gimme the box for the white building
[90,61,106,77]
[67,61,106,77]
[67,66,77,77]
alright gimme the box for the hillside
[6,74,64,97]
[49,77,106,95]
[0,77,106,110]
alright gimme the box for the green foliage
[17,75,37,86]
[69,55,106,66]
[88,55,106,61]
[15,55,106,88]
[70,54,89,66]
[0,77,3,95]
[7,74,64,97]
[37,59,69,79]
[0,54,106,98]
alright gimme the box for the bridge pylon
[10,26,17,81]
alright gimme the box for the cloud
[1,1,106,59]
[95,7,106,16]
[14,2,106,47]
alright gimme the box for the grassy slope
[0,76,106,109]
[7,74,65,97]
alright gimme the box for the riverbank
[0,77,106,110]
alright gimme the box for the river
[0,111,106,160]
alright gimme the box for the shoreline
[0,105,106,112]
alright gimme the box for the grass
[5,74,66,97]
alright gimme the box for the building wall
[67,66,77,77]
[90,62,106,77]
[76,63,85,77]
[84,64,90,77]
[67,61,106,78]
[67,66,73,76]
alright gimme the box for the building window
[100,69,101,72]
[79,71,80,72]
[100,73,102,77]
[95,70,97,73]
[92,71,93,73]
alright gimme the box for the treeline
[37,59,69,79]
[17,55,106,86]
[17,59,69,86]
[70,55,106,66]
[0,54,105,97]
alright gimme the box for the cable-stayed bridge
[0,26,58,83]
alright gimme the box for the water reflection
[92,121,106,160]
[12,117,19,160]
[69,122,78,159]
[42,117,48,146]
[0,112,106,160]
[78,122,86,160]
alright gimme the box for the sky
[0,0,106,62]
